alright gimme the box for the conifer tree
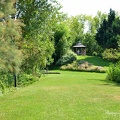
[96,9,120,49]
[0,0,23,87]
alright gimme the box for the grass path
[0,71,120,120]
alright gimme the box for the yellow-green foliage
[102,48,120,62]
[0,0,23,92]
[0,80,5,94]
[0,0,23,73]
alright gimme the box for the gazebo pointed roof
[73,41,86,48]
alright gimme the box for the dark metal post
[13,73,17,87]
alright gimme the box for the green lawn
[0,71,120,120]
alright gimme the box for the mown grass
[0,70,120,120]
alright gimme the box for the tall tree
[83,13,107,55]
[68,15,85,44]
[96,9,120,49]
[16,0,61,72]
[0,0,23,87]
[53,22,71,62]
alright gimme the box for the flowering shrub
[60,61,106,73]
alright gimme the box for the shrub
[0,72,14,94]
[56,50,77,66]
[18,74,39,86]
[107,62,120,83]
[92,51,98,56]
[102,48,120,62]
[0,80,5,94]
[0,71,41,94]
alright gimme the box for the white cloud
[58,0,120,16]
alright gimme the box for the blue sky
[58,0,120,16]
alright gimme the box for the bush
[60,61,106,73]
[18,74,39,86]
[0,72,14,94]
[0,80,5,94]
[0,72,41,94]
[102,48,120,62]
[56,50,77,66]
[107,62,120,83]
[92,51,98,56]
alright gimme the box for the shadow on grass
[103,82,120,87]
[101,80,120,86]
[78,56,111,67]
[88,78,120,87]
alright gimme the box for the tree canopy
[96,9,120,49]
[0,0,23,87]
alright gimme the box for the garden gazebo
[73,41,86,55]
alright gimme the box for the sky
[58,0,120,16]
